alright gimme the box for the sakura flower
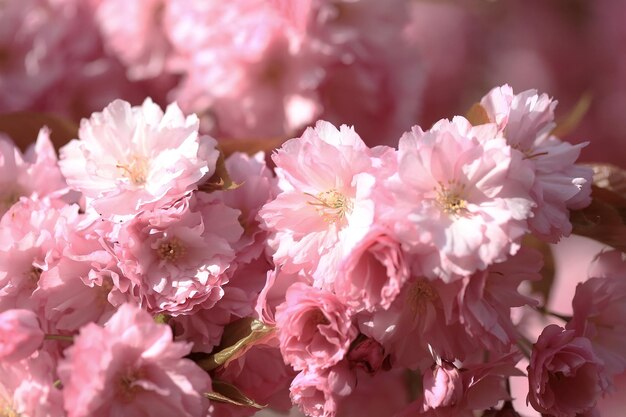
[58,303,212,417]
[0,309,44,362]
[423,362,463,410]
[211,151,278,265]
[528,325,610,417]
[59,98,219,219]
[395,352,523,417]
[456,247,542,352]
[275,282,357,371]
[0,128,68,218]
[259,120,378,287]
[387,116,534,278]
[480,85,592,242]
[357,276,472,368]
[566,250,626,376]
[290,362,356,417]
[0,197,81,312]
[334,229,409,312]
[111,193,243,315]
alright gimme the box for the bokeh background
[1,0,625,165]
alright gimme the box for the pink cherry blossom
[259,120,378,287]
[111,193,242,315]
[0,309,44,362]
[456,247,542,352]
[387,116,535,279]
[211,151,278,265]
[275,282,357,371]
[0,197,81,312]
[480,85,592,242]
[58,303,212,417]
[528,324,610,417]
[357,277,472,368]
[566,250,626,376]
[395,352,523,417]
[334,229,409,312]
[59,98,219,219]
[423,362,463,410]
[290,362,356,417]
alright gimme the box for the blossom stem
[44,334,74,342]
[537,306,571,322]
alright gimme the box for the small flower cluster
[0,85,623,417]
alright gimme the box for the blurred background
[1,0,625,166]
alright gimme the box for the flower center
[310,309,330,326]
[306,189,352,223]
[117,155,149,186]
[0,404,19,417]
[157,237,185,262]
[406,279,438,315]
[116,368,146,403]
[435,181,467,216]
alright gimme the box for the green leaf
[198,149,241,192]
[204,380,265,409]
[0,112,78,150]
[197,318,274,372]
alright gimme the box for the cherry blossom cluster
[0,85,624,417]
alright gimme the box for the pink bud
[423,361,463,410]
[0,309,44,361]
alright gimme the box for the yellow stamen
[305,189,352,223]
[435,181,468,216]
[157,237,185,262]
[116,155,149,186]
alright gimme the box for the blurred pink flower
[58,303,212,417]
